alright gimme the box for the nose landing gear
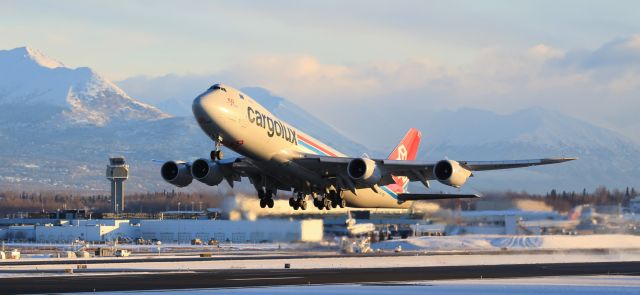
[210,150,224,161]
[210,136,224,160]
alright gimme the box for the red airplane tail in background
[387,128,422,192]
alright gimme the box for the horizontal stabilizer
[397,193,480,201]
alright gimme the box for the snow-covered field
[68,276,640,295]
[373,234,640,251]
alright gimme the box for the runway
[1,261,639,294]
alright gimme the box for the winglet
[544,157,578,164]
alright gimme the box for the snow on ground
[373,234,640,251]
[6,241,299,252]
[68,276,640,295]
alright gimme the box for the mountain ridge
[0,47,170,127]
[0,46,638,193]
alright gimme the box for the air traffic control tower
[106,156,129,213]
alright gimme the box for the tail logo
[387,128,422,193]
[396,145,408,161]
[394,144,410,190]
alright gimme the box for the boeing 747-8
[160,83,575,210]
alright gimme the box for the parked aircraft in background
[345,211,377,236]
[160,83,575,210]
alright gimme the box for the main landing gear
[258,188,275,208]
[273,191,347,211]
[289,193,308,210]
[312,191,346,210]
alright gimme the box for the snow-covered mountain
[0,47,169,127]
[0,47,365,192]
[0,47,205,192]
[415,107,640,192]
[0,46,637,193]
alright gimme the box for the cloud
[118,35,640,144]
[527,44,565,60]
[562,34,640,70]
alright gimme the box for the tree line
[0,186,637,215]
[0,190,227,215]
[433,186,638,213]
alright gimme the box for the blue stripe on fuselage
[380,185,399,200]
[298,139,327,156]
[299,139,399,201]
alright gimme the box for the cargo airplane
[160,83,575,210]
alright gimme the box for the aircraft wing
[215,157,304,191]
[294,154,576,188]
[455,158,577,171]
[155,156,263,188]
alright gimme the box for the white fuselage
[192,85,411,209]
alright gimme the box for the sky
[2,0,640,145]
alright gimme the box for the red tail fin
[387,128,422,192]
[388,128,421,161]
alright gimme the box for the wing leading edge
[458,158,577,171]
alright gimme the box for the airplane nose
[192,92,207,113]
[192,92,216,124]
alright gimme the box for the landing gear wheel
[340,198,346,208]
[299,199,307,210]
[289,198,295,207]
[267,198,274,208]
[331,199,338,208]
[323,198,332,210]
[259,199,266,208]
[210,150,224,161]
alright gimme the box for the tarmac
[1,261,639,294]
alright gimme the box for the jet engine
[347,158,381,186]
[191,158,224,186]
[160,161,193,187]
[433,160,472,188]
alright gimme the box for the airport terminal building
[26,219,323,244]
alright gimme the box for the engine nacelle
[347,158,381,186]
[433,160,472,188]
[160,161,193,187]
[191,158,224,186]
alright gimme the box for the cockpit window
[208,84,227,92]
[239,94,244,99]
